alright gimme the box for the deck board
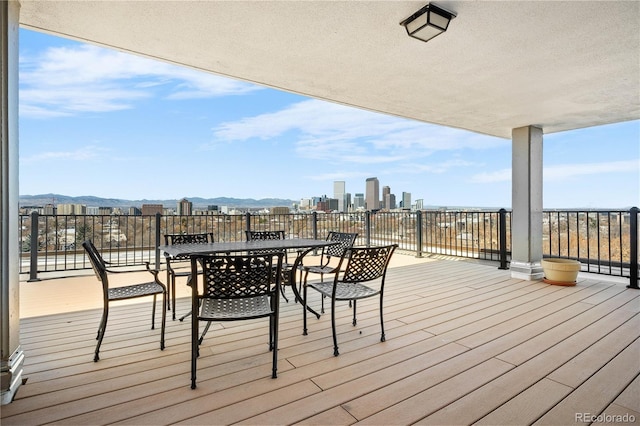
[2,256,638,425]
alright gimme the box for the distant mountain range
[19,193,296,209]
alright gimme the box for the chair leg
[178,275,194,321]
[198,321,212,345]
[379,295,385,342]
[272,311,278,379]
[95,304,109,362]
[303,281,308,336]
[151,295,157,330]
[331,297,339,356]
[179,310,192,322]
[269,315,274,351]
[160,291,167,350]
[352,300,357,326]
[191,316,198,389]
[171,275,177,320]
[166,269,172,312]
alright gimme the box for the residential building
[271,206,290,215]
[141,204,163,216]
[56,203,86,215]
[177,198,192,216]
[41,204,56,215]
[299,198,313,210]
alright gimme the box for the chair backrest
[339,244,397,285]
[245,230,286,241]
[192,253,283,300]
[82,240,110,297]
[164,233,214,260]
[245,230,287,258]
[323,231,358,259]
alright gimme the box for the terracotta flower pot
[542,258,581,286]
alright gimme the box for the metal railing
[542,208,638,286]
[19,207,639,287]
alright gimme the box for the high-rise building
[333,181,346,212]
[382,186,390,209]
[177,198,192,216]
[386,193,396,210]
[365,177,380,210]
[401,192,411,210]
[415,199,424,210]
[354,193,365,210]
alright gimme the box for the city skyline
[18,29,640,209]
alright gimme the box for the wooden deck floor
[2,256,639,425]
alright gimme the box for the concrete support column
[510,125,544,281]
[1,0,23,405]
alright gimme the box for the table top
[158,238,335,258]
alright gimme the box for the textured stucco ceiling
[18,0,640,139]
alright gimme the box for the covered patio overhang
[2,0,639,404]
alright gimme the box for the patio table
[158,238,338,319]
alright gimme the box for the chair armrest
[144,261,165,286]
[102,262,165,287]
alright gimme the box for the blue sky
[18,29,639,209]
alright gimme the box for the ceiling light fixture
[400,3,456,43]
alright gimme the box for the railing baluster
[498,208,508,269]
[154,212,161,270]
[629,207,639,289]
[28,211,39,281]
[416,210,423,258]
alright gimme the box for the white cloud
[406,159,479,174]
[470,168,512,183]
[469,159,640,184]
[210,99,508,163]
[20,44,260,117]
[545,160,639,182]
[21,146,107,163]
[308,171,373,181]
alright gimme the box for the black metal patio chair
[245,230,296,302]
[164,232,214,320]
[303,244,397,356]
[189,252,283,389]
[298,231,358,314]
[82,240,167,362]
